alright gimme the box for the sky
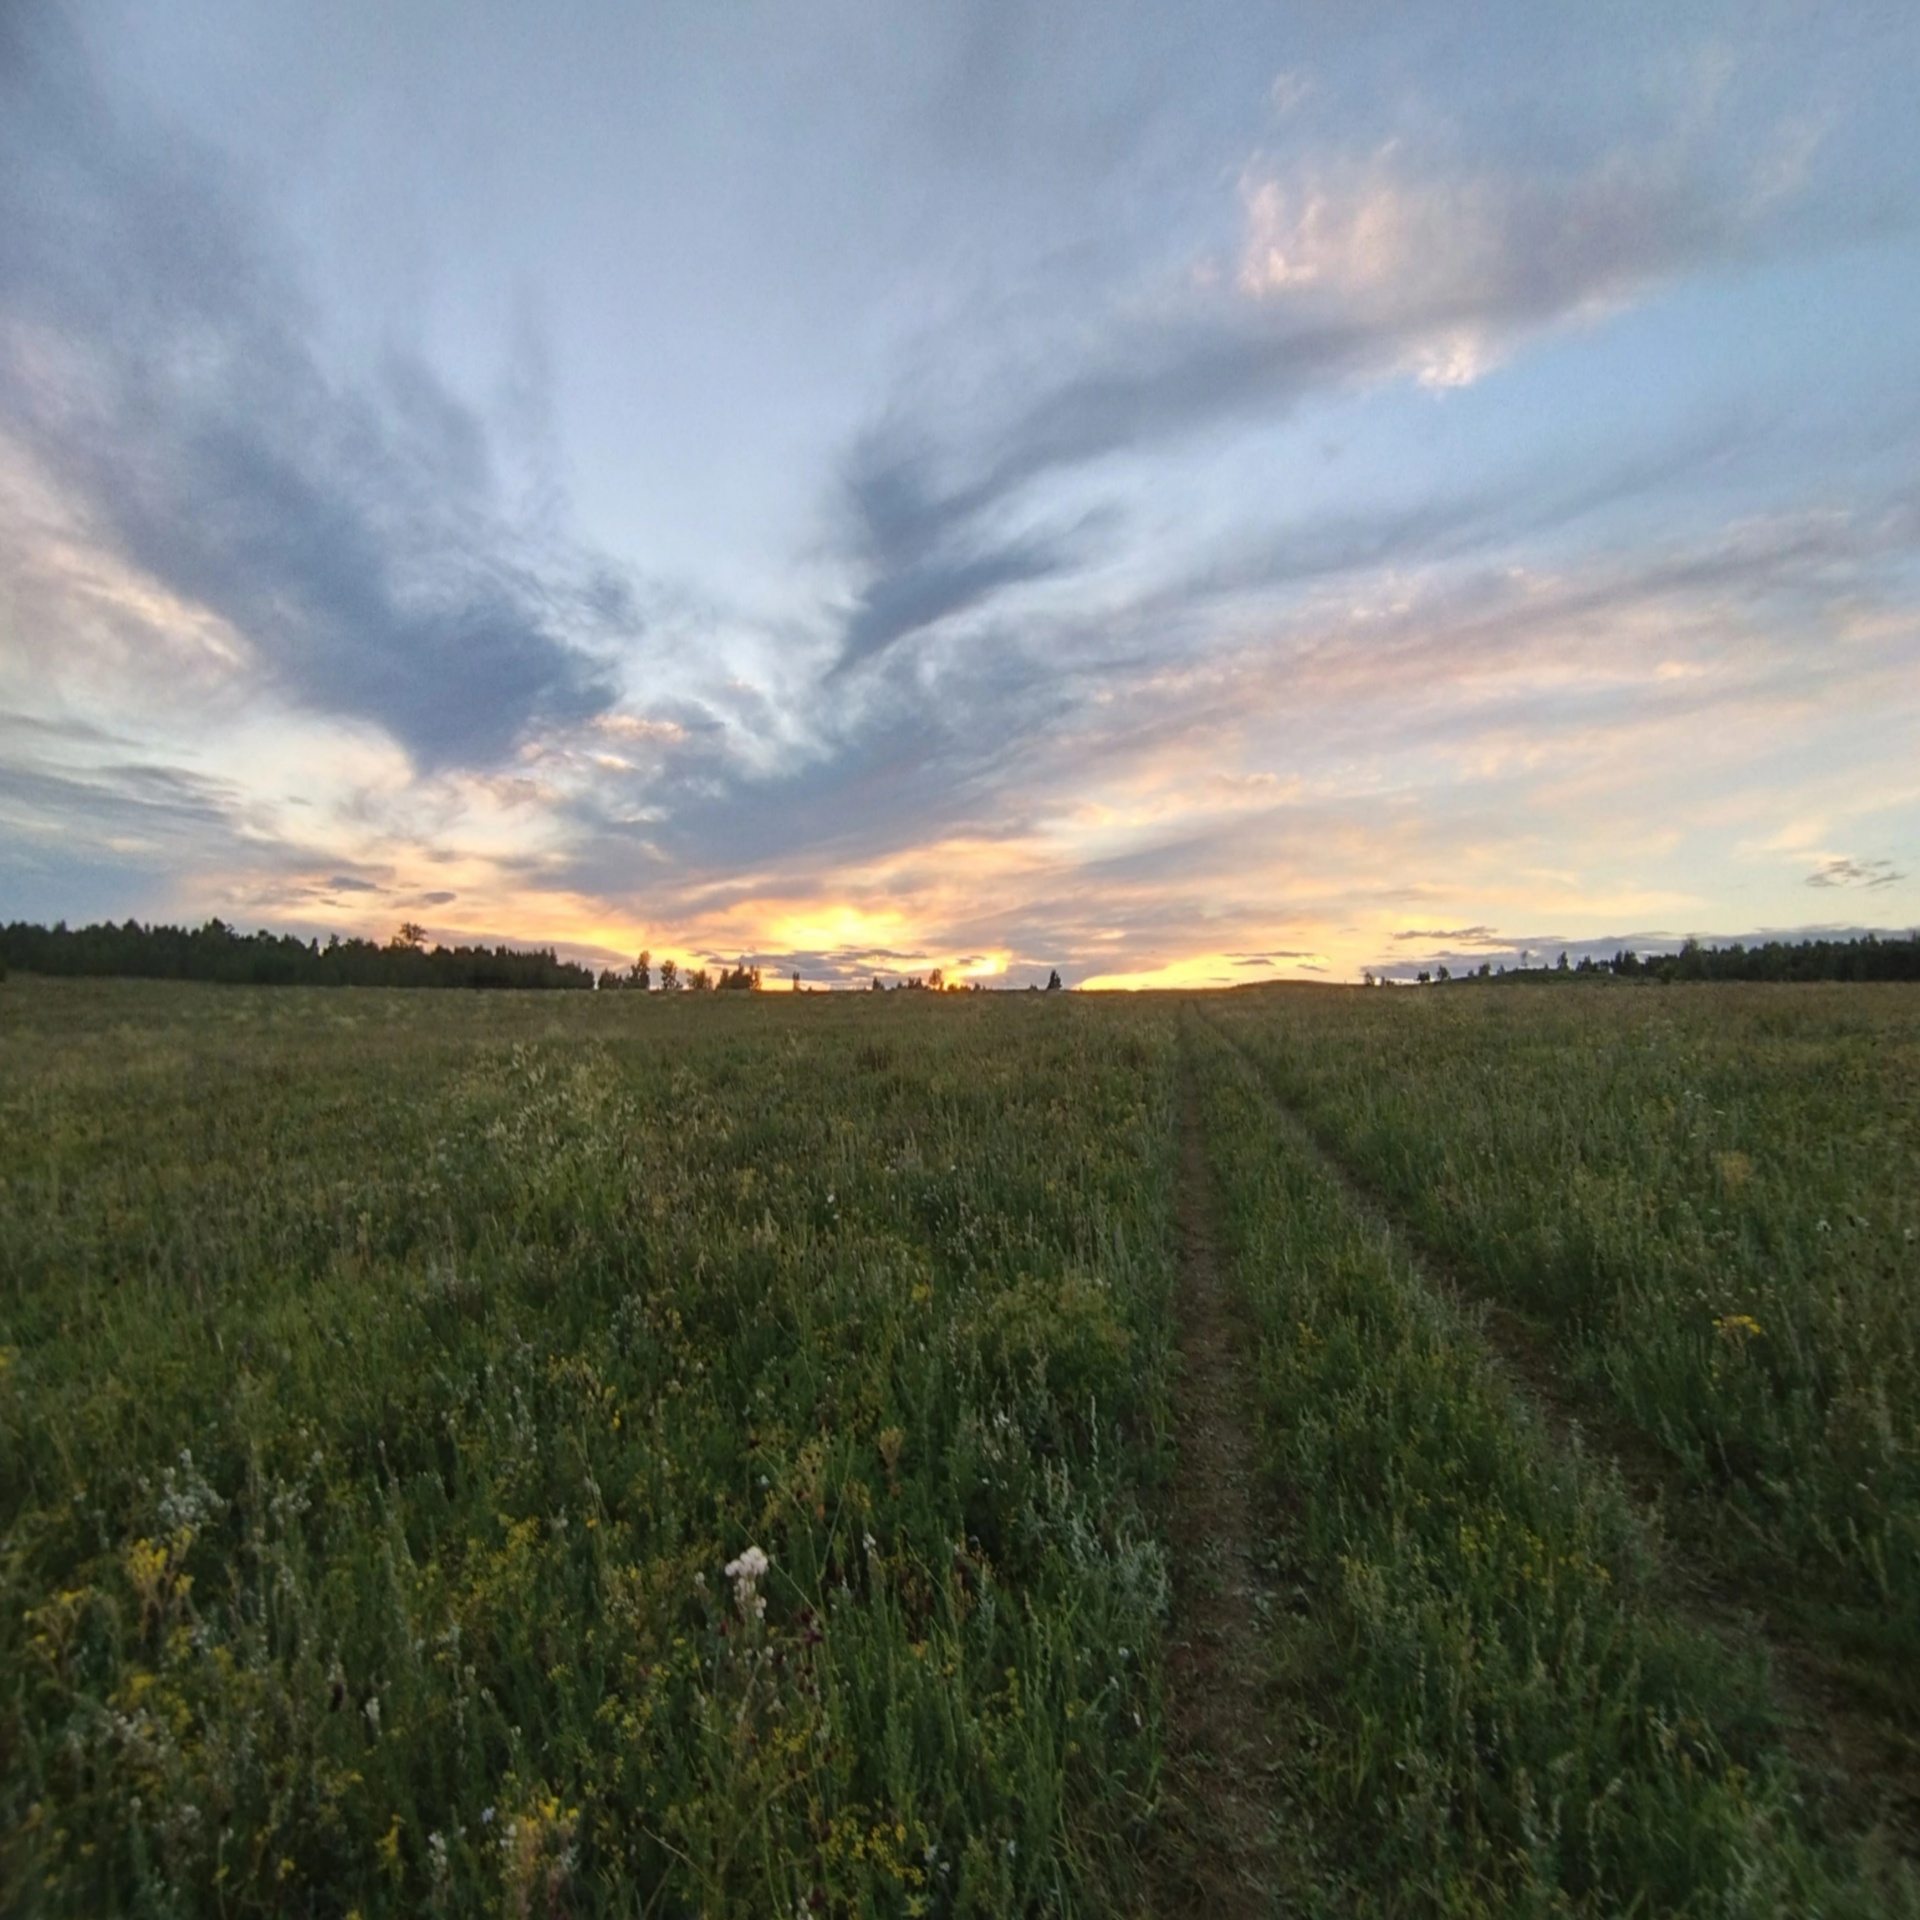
[3,0,1918,987]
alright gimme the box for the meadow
[1205,987,1920,1728]
[1,981,1178,1915]
[2,975,1916,1915]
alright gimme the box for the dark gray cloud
[831,425,1084,671]
[0,754,291,924]
[1807,857,1903,889]
[0,5,624,769]
[1394,925,1499,945]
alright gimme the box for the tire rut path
[1197,1009,1920,1873]
[1149,1051,1294,1918]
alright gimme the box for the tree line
[0,919,594,989]
[1406,931,1920,987]
[594,951,764,992]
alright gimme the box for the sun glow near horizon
[2,4,1916,984]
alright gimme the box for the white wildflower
[725,1544,770,1623]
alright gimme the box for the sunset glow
[4,4,1917,982]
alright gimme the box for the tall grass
[0,981,1177,1915]
[1211,984,1920,1670]
[1189,1013,1906,1916]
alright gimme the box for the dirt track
[1149,1053,1290,1917]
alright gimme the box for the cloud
[822,126,1775,676]
[1267,71,1311,119]
[555,476,1920,979]
[0,5,625,769]
[0,750,316,924]
[995,145,1736,481]
[1233,147,1717,328]
[824,420,1105,673]
[3,6,1909,993]
[1393,925,1499,944]
[1807,857,1904,889]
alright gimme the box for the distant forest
[1417,931,1920,986]
[3,918,1916,993]
[0,919,594,989]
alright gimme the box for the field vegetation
[2,981,1175,1915]
[1206,986,1920,1700]
[3,974,1916,1915]
[1187,1013,1905,1913]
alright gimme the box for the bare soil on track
[1147,1063,1294,1918]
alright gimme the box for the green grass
[1207,984,1920,1680]
[1188,1010,1908,1916]
[0,980,1177,1916]
[5,975,1917,1915]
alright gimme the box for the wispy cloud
[1394,925,1500,945]
[3,5,1914,986]
[831,427,1081,670]
[1232,146,1727,383]
[821,120,1798,681]
[1807,856,1904,889]
[0,5,627,769]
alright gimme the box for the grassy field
[1186,1012,1906,1915]
[1205,986,1920,1708]
[3,975,1916,1915]
[1,981,1178,1915]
